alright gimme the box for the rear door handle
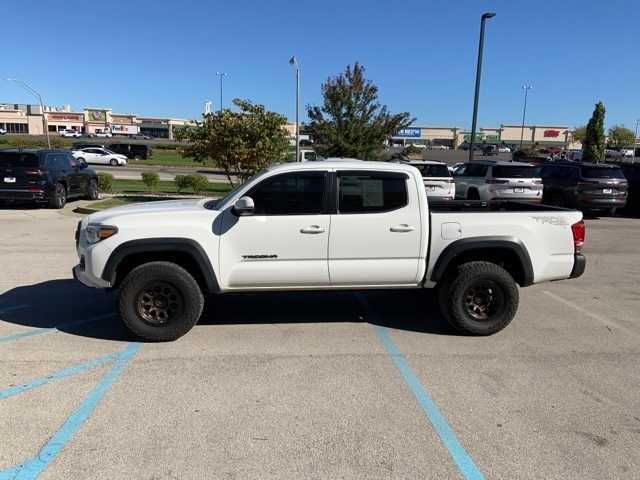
[390,224,415,233]
[300,225,325,234]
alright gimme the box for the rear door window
[338,171,408,213]
[0,152,40,168]
[464,164,488,177]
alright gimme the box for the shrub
[185,174,209,194]
[141,172,160,191]
[174,174,190,193]
[97,173,114,193]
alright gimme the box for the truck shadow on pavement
[0,280,454,342]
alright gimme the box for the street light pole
[469,12,496,162]
[5,78,51,148]
[216,72,227,112]
[519,84,532,150]
[289,56,300,162]
[634,119,639,163]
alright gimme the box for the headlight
[85,224,118,244]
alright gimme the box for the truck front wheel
[118,261,204,341]
[439,261,519,335]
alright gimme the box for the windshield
[413,164,450,177]
[581,167,625,179]
[492,166,540,178]
[0,152,40,168]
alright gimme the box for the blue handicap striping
[0,342,141,480]
[0,313,114,344]
[0,351,121,400]
[373,325,485,480]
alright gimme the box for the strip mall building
[391,125,575,148]
[0,103,193,139]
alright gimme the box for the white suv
[453,161,542,203]
[402,160,455,200]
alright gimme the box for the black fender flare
[101,238,220,293]
[430,236,534,286]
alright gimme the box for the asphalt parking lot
[1,205,639,479]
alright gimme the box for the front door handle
[390,224,415,233]
[300,225,325,234]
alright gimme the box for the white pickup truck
[73,160,586,341]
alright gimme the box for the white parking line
[543,290,640,338]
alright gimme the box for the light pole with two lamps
[5,78,51,148]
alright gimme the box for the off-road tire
[440,261,519,336]
[118,261,204,341]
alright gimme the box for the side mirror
[232,196,255,216]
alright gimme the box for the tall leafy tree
[176,99,289,185]
[582,102,606,162]
[307,63,414,159]
[572,125,587,143]
[607,125,635,148]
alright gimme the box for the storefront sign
[544,130,561,138]
[394,127,421,138]
[112,124,140,135]
[87,110,107,122]
[47,113,83,122]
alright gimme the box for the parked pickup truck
[73,160,586,341]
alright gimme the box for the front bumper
[73,263,111,289]
[569,254,586,279]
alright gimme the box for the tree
[582,102,606,163]
[176,99,289,186]
[607,125,635,148]
[572,125,587,143]
[307,63,414,160]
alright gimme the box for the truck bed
[428,200,568,213]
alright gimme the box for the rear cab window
[338,171,408,213]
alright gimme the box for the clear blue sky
[3,0,638,130]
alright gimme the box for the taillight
[571,220,585,253]
[25,169,47,176]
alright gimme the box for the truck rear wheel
[439,261,518,335]
[118,261,204,341]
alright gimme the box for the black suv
[0,149,98,209]
[108,143,153,160]
[539,162,628,214]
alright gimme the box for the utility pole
[469,12,496,162]
[6,78,51,148]
[289,56,300,162]
[519,84,532,150]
